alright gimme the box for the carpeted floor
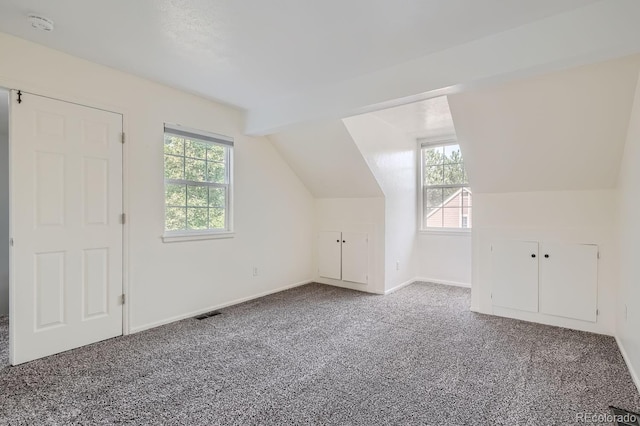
[0,282,638,425]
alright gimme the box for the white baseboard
[384,278,415,295]
[130,279,313,334]
[414,277,471,289]
[615,336,640,394]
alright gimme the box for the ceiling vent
[27,14,54,32]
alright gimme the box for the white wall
[616,71,640,387]
[472,190,618,335]
[343,115,417,292]
[314,198,385,294]
[0,89,8,316]
[0,32,314,332]
[415,233,471,287]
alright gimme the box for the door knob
[342,240,346,243]
[531,254,536,258]
[544,254,549,258]
[336,240,340,243]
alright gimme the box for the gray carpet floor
[0,282,638,425]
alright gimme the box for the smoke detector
[27,14,54,32]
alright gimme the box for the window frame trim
[418,138,471,233]
[162,124,234,242]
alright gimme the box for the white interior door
[318,231,341,280]
[10,91,123,365]
[539,243,598,322]
[491,240,539,312]
[341,232,368,284]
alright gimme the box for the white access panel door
[491,240,539,312]
[341,232,368,284]
[539,243,598,322]
[318,231,342,280]
[10,92,123,365]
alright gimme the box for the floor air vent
[609,406,640,426]
[194,311,222,320]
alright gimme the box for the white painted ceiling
[0,0,598,115]
[448,55,640,193]
[370,96,455,140]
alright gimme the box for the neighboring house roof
[426,187,472,219]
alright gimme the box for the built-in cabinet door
[318,231,342,280]
[491,240,539,312]
[539,243,598,322]
[341,232,368,284]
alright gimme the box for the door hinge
[121,213,126,224]
[120,294,126,305]
[596,309,599,316]
[121,132,126,144]
[597,252,600,259]
[9,238,13,247]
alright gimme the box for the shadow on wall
[0,89,9,316]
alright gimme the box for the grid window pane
[444,163,467,185]
[164,136,184,155]
[425,188,443,210]
[424,146,444,166]
[425,165,444,185]
[165,207,186,231]
[444,144,462,164]
[463,189,472,207]
[187,185,208,207]
[209,208,225,229]
[165,184,186,206]
[164,155,184,180]
[425,208,443,228]
[207,145,226,162]
[187,207,208,230]
[185,139,208,159]
[185,158,206,181]
[164,127,232,233]
[421,143,471,230]
[442,186,459,202]
[206,162,226,184]
[209,188,225,208]
[442,207,463,228]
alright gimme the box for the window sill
[162,231,235,243]
[419,229,471,237]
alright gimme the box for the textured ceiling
[0,0,597,111]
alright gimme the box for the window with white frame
[420,140,471,230]
[163,124,233,237]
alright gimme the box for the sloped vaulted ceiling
[268,121,382,198]
[448,55,640,194]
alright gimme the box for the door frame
[1,81,131,359]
